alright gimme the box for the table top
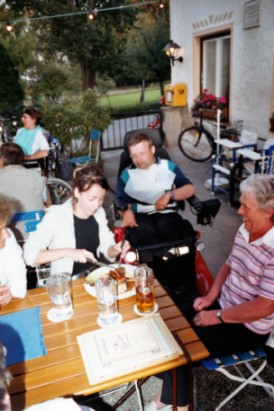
[1,278,209,411]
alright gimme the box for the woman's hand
[65,248,95,263]
[193,310,220,327]
[108,240,131,259]
[0,285,12,306]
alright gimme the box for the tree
[4,0,138,90]
[122,10,170,95]
[0,43,24,112]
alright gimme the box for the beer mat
[0,307,47,366]
[77,313,183,385]
[133,303,158,317]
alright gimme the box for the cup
[46,273,73,321]
[95,276,120,326]
[134,266,155,314]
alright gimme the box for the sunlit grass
[98,88,161,109]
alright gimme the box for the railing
[101,109,161,151]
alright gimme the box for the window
[202,33,231,99]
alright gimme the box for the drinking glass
[46,273,73,321]
[95,276,120,326]
[134,266,155,314]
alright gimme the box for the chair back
[12,210,45,233]
[195,251,214,296]
[88,129,101,162]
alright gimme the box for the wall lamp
[163,40,183,66]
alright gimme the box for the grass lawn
[98,87,162,110]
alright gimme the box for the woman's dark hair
[0,143,24,166]
[72,164,109,197]
[23,108,42,125]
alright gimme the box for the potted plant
[191,89,228,120]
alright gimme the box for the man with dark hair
[0,143,46,241]
[116,132,197,301]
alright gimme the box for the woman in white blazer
[24,164,128,276]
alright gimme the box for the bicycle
[0,112,17,143]
[23,136,73,205]
[178,109,242,162]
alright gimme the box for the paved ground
[80,147,274,411]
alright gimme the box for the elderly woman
[146,174,274,411]
[15,108,49,161]
[24,164,129,276]
[0,196,27,306]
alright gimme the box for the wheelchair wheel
[178,126,215,162]
[47,178,72,205]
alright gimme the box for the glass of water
[95,276,121,327]
[46,273,73,322]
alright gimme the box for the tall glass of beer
[134,266,155,314]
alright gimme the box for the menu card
[77,313,183,385]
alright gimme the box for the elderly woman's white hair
[240,174,274,221]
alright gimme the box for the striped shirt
[219,224,274,334]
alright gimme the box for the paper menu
[77,313,183,385]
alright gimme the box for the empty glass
[95,276,120,326]
[46,273,73,321]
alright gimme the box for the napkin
[0,307,47,366]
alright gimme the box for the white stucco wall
[169,0,274,140]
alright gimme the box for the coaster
[133,303,158,317]
[47,308,73,323]
[97,313,123,328]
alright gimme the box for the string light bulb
[87,9,98,21]
[159,0,164,9]
[6,21,13,32]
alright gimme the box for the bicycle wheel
[178,126,215,162]
[47,178,72,205]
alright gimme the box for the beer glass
[134,266,155,314]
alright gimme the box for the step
[212,164,231,175]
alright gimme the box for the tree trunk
[79,60,96,90]
[159,81,164,96]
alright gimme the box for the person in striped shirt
[145,174,274,411]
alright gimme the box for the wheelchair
[114,128,221,303]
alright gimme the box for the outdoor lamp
[163,40,183,65]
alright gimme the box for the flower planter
[192,108,229,121]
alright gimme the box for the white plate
[84,264,136,300]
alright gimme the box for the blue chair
[69,129,101,166]
[12,210,45,233]
[12,210,48,288]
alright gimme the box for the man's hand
[122,209,138,227]
[155,191,172,211]
[0,285,12,306]
[193,310,221,327]
[193,295,213,312]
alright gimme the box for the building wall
[169,0,274,141]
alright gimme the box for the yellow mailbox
[164,83,187,106]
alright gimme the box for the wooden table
[1,279,209,411]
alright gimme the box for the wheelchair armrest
[135,237,196,263]
[187,195,221,226]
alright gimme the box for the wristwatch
[216,310,225,323]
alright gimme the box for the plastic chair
[11,210,48,288]
[12,210,44,233]
[69,129,101,166]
